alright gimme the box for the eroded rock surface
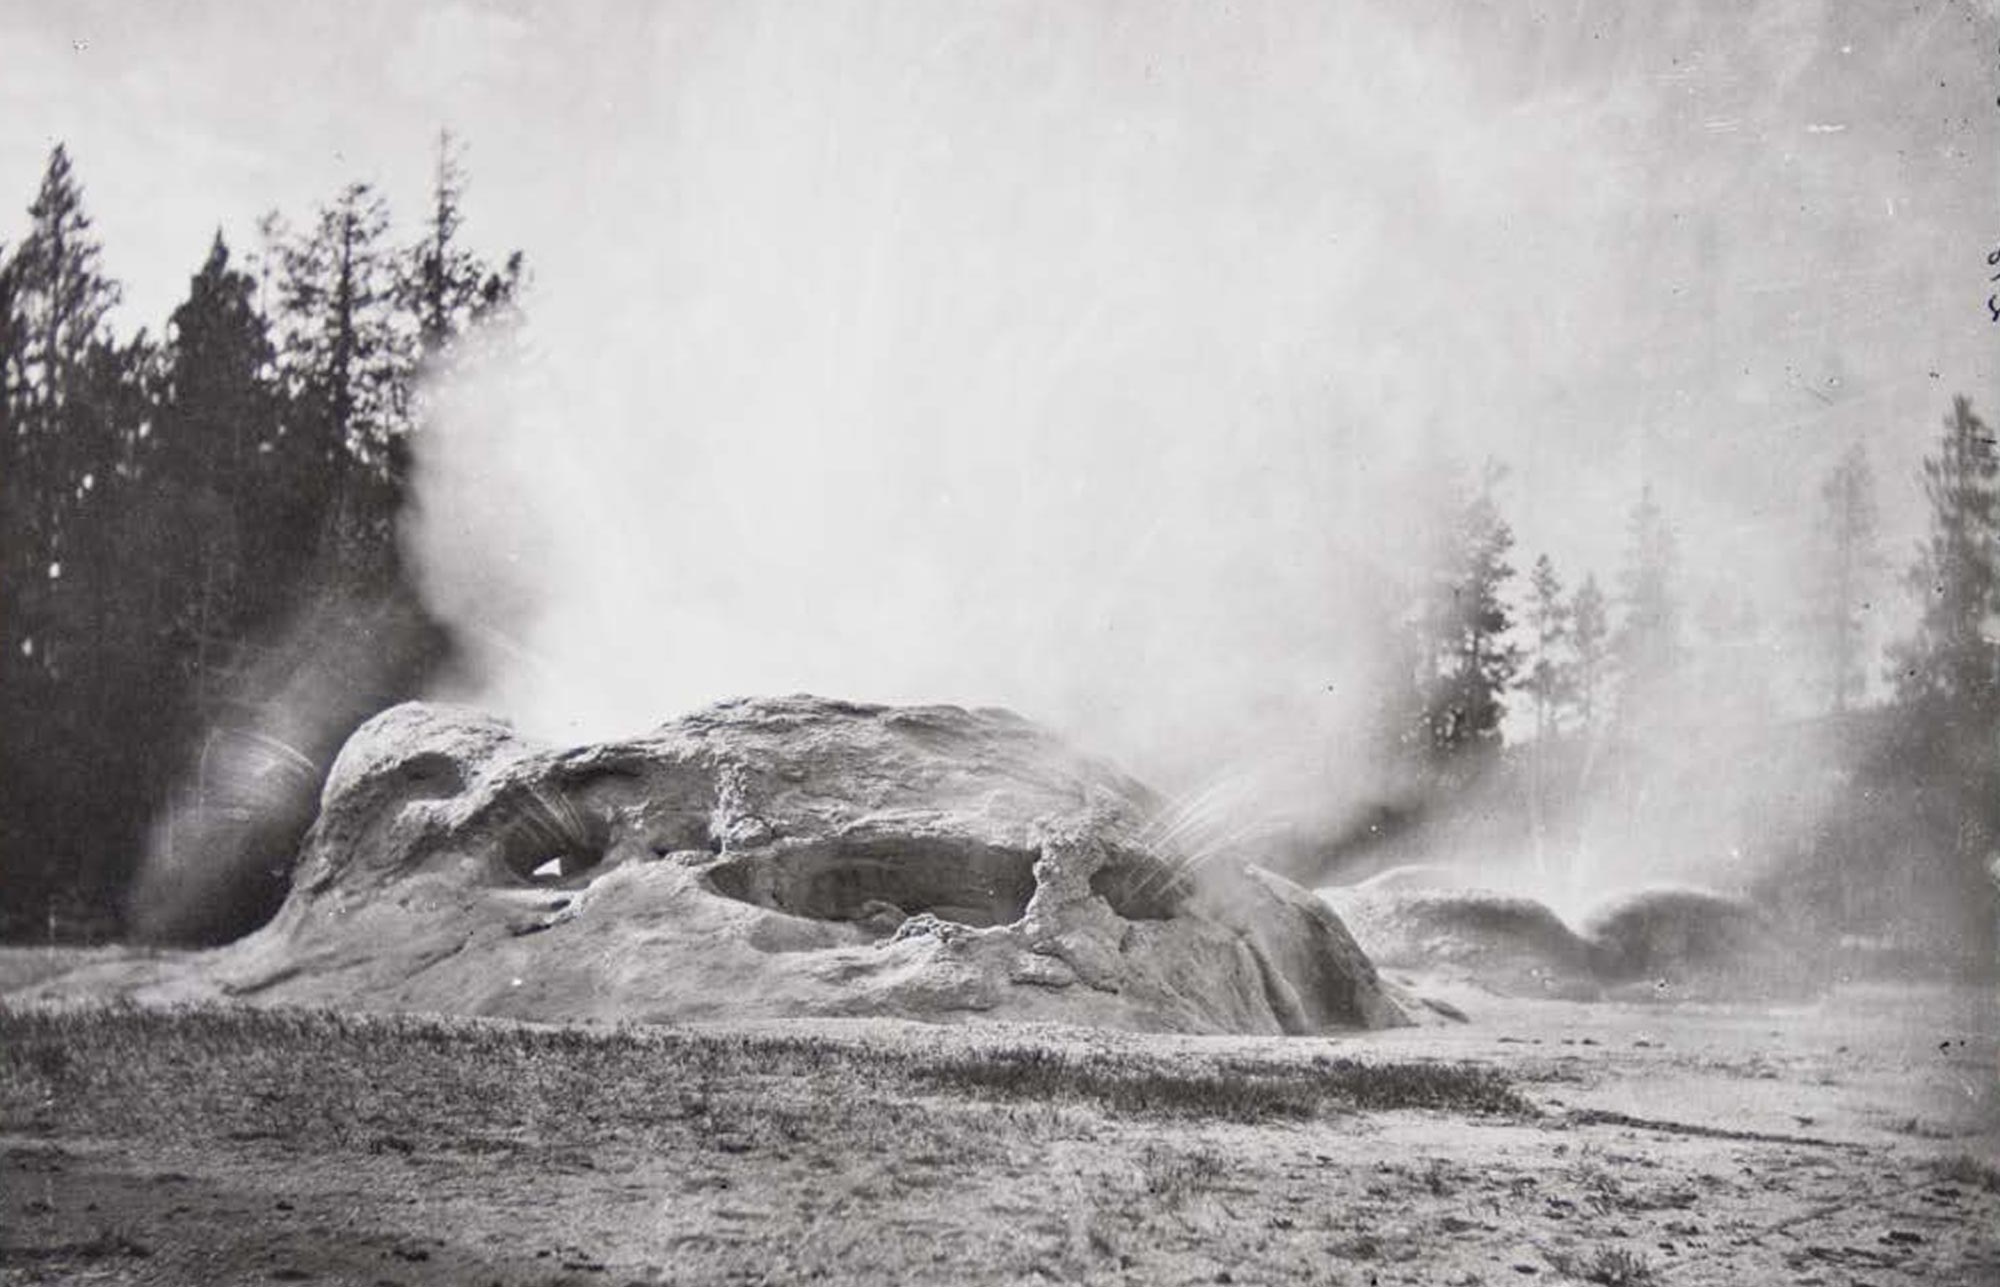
[181,696,1406,1033]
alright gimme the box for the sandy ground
[3,968,1995,1286]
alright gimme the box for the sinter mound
[1319,881,1603,999]
[68,696,1407,1035]
[1319,871,1817,1000]
[1581,886,1818,998]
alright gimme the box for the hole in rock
[1089,853,1189,921]
[395,751,467,798]
[705,836,1037,929]
[489,783,613,886]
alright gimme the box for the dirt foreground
[3,969,1995,1286]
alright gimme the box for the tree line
[0,138,524,941]
[1386,402,1998,966]
[1397,407,1996,757]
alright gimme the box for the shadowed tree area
[0,140,525,944]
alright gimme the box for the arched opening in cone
[493,785,608,887]
[705,836,1037,929]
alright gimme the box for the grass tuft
[911,1045,1530,1121]
[1932,1152,2000,1193]
[1545,1245,1661,1286]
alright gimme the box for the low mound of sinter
[185,697,1406,1034]
[1580,886,1812,995]
[1321,869,1817,1000]
[1321,884,1603,999]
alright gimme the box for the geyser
[103,695,1411,1035]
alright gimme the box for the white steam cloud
[401,1,1992,875]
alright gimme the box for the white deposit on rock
[160,696,1407,1034]
[1318,885,1604,999]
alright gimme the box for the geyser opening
[1088,853,1190,921]
[705,837,1038,929]
[490,784,610,888]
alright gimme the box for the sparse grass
[0,1001,1532,1149]
[5,996,1986,1287]
[1544,1245,1661,1286]
[1564,1150,1632,1213]
[915,1045,1528,1121]
[1136,1142,1227,1207]
[1932,1152,2000,1193]
[1303,1053,1532,1114]
[0,1224,153,1265]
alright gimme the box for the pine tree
[263,182,413,570]
[1519,553,1573,740]
[1889,397,1998,722]
[152,233,289,695]
[6,145,123,682]
[14,147,119,401]
[0,240,29,924]
[0,241,17,447]
[1407,464,1522,765]
[1812,443,1880,713]
[1880,396,2000,972]
[0,242,26,671]
[401,130,526,374]
[0,146,158,928]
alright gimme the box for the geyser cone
[187,695,1407,1035]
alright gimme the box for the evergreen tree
[1809,443,1880,714]
[263,182,412,570]
[1611,484,1680,723]
[1569,573,1610,732]
[151,233,291,694]
[6,145,123,683]
[1407,465,1522,765]
[0,146,159,926]
[0,243,25,671]
[1879,395,2000,973]
[1519,553,1573,740]
[0,240,22,915]
[1889,397,1998,721]
[401,130,526,374]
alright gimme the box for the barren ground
[2,960,1994,1287]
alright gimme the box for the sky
[3,0,1996,810]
